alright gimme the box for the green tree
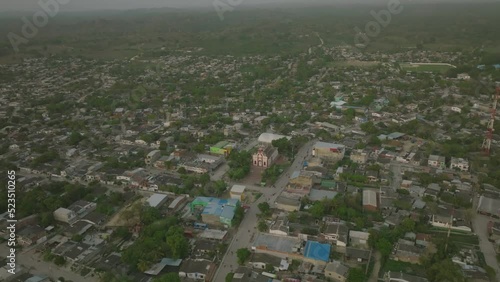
[54,255,66,266]
[258,220,268,232]
[166,226,189,259]
[153,273,181,282]
[347,267,366,282]
[257,202,271,218]
[236,248,251,265]
[225,273,234,282]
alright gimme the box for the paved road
[472,197,500,278]
[212,140,315,281]
[368,251,381,282]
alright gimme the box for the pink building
[252,146,278,168]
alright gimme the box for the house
[430,207,472,232]
[179,259,216,281]
[269,215,290,236]
[252,146,278,168]
[249,253,282,271]
[349,231,370,248]
[384,271,429,282]
[449,157,469,172]
[345,247,371,262]
[350,149,368,164]
[17,225,47,246]
[209,141,234,156]
[457,73,470,80]
[25,275,50,282]
[145,194,169,208]
[191,197,240,227]
[312,142,345,161]
[145,150,161,165]
[258,133,290,144]
[194,240,218,256]
[428,155,445,169]
[324,260,350,282]
[363,189,378,211]
[67,200,97,218]
[275,196,301,212]
[53,208,78,225]
[477,196,500,217]
[322,223,349,247]
[230,185,246,201]
[393,243,424,264]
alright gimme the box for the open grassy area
[329,60,381,68]
[400,63,455,73]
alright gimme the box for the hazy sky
[0,0,495,12]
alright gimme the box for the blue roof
[26,276,48,282]
[303,241,331,262]
[220,205,236,220]
[477,64,500,70]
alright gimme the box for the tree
[257,202,271,218]
[153,273,181,282]
[360,121,378,134]
[54,255,66,266]
[225,273,234,282]
[166,226,189,259]
[347,267,366,282]
[236,248,251,265]
[427,259,466,282]
[258,220,268,232]
[375,238,393,258]
[141,206,162,225]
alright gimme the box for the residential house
[312,142,345,161]
[322,223,349,247]
[345,247,371,263]
[324,260,350,282]
[449,157,469,172]
[179,259,216,281]
[230,185,246,201]
[249,253,282,271]
[384,271,429,282]
[393,242,424,264]
[269,215,290,236]
[275,196,301,212]
[350,149,368,164]
[349,231,370,249]
[428,155,445,169]
[252,146,278,168]
[145,150,161,165]
[430,207,472,232]
[194,240,218,256]
[53,208,78,225]
[17,225,47,246]
[363,190,378,211]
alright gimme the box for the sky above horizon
[0,0,496,12]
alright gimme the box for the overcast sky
[0,0,495,12]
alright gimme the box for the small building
[346,247,371,262]
[17,225,47,246]
[363,189,378,211]
[349,231,370,248]
[252,146,278,168]
[209,141,234,156]
[325,260,350,282]
[322,223,349,247]
[384,271,429,282]
[146,193,169,208]
[179,259,216,281]
[145,150,161,165]
[230,185,246,201]
[275,196,301,212]
[477,196,500,217]
[428,155,446,169]
[249,253,282,271]
[312,142,345,161]
[257,133,290,144]
[449,157,469,172]
[53,208,78,225]
[350,149,368,164]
